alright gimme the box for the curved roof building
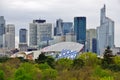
[41,42,84,52]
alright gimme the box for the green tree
[103,46,113,59]
[72,58,84,69]
[35,53,47,64]
[78,52,99,66]
[14,63,42,80]
[0,58,21,80]
[113,56,120,65]
[102,46,114,68]
[55,58,73,71]
[36,53,55,68]
[46,56,55,68]
[39,63,51,70]
[0,57,9,63]
[42,68,57,80]
[0,70,4,80]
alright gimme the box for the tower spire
[104,4,106,9]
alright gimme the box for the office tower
[86,29,97,52]
[97,5,114,55]
[29,23,37,47]
[37,23,52,46]
[62,22,73,35]
[19,29,28,51]
[29,19,52,48]
[92,38,97,53]
[0,16,5,48]
[74,17,86,45]
[4,24,15,50]
[29,19,46,47]
[19,29,27,43]
[56,19,63,36]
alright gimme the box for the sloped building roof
[41,42,84,52]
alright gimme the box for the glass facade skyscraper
[92,38,97,53]
[62,22,73,35]
[19,29,27,43]
[74,17,86,45]
[97,5,114,55]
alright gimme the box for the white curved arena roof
[41,42,84,52]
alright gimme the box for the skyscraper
[29,19,46,47]
[74,17,86,45]
[19,29,27,43]
[37,23,52,46]
[97,5,114,55]
[19,28,28,51]
[4,24,15,50]
[55,19,63,36]
[29,19,52,48]
[92,38,97,53]
[86,29,97,52]
[29,23,37,47]
[62,22,73,35]
[0,16,5,48]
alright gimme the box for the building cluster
[0,5,118,56]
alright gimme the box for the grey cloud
[0,0,120,46]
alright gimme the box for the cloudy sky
[0,0,120,47]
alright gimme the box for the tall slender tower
[100,4,106,24]
[97,5,114,55]
[74,17,86,45]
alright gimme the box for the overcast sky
[0,0,120,47]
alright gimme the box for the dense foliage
[0,49,120,80]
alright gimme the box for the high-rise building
[74,17,86,45]
[29,19,46,47]
[19,29,28,51]
[55,19,63,36]
[0,16,5,48]
[92,38,97,53]
[86,29,97,52]
[37,23,52,47]
[62,22,73,35]
[29,23,37,47]
[54,19,73,36]
[19,29,27,43]
[29,19,52,48]
[4,24,15,50]
[97,5,114,55]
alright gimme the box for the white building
[4,24,15,50]
[97,5,114,55]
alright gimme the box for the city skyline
[0,0,120,47]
